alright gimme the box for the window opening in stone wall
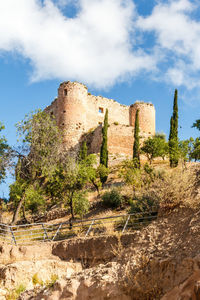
[63,110,66,113]
[99,107,104,113]
[64,89,68,96]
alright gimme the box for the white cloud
[1,0,200,91]
[137,0,200,89]
[0,0,155,89]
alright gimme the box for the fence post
[122,215,130,234]
[85,220,95,237]
[52,223,63,241]
[42,224,49,241]
[9,226,17,246]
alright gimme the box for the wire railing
[0,211,158,245]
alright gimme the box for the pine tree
[100,109,108,183]
[79,141,87,161]
[133,109,140,168]
[169,89,179,168]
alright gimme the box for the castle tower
[57,81,88,153]
[129,102,155,135]
[46,81,156,158]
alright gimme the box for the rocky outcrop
[0,233,135,265]
[0,242,54,265]
[19,262,132,300]
[52,233,135,266]
[2,208,200,299]
[0,260,81,290]
[17,254,200,300]
[161,270,200,300]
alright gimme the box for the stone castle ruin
[45,81,155,157]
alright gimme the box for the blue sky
[0,0,200,196]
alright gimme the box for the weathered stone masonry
[45,81,156,156]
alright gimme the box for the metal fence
[0,211,158,245]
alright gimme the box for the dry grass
[119,164,200,213]
[2,163,200,244]
[111,232,124,258]
[5,284,26,300]
[150,167,200,211]
[121,256,163,300]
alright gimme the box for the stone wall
[86,94,129,130]
[45,81,156,157]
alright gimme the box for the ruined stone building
[45,81,155,157]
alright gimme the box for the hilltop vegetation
[0,90,200,300]
[0,90,200,225]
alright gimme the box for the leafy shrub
[98,164,109,185]
[129,195,159,214]
[25,185,46,214]
[102,189,123,208]
[114,122,119,125]
[143,162,154,175]
[73,191,90,218]
[9,179,27,209]
[119,159,142,194]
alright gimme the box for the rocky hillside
[0,207,200,299]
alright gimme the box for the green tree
[24,184,46,214]
[78,144,103,195]
[15,110,63,178]
[0,122,10,184]
[178,137,195,165]
[192,120,200,131]
[190,120,200,161]
[46,156,94,219]
[190,138,200,161]
[73,191,90,219]
[120,159,142,197]
[79,141,88,161]
[187,137,195,161]
[9,178,27,223]
[10,181,46,217]
[141,134,168,164]
[169,89,179,168]
[100,109,109,183]
[155,133,169,160]
[88,163,109,195]
[10,110,63,224]
[178,139,190,167]
[120,159,158,199]
[133,109,140,168]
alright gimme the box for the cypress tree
[79,141,87,161]
[169,89,179,167]
[100,109,108,183]
[133,109,140,168]
[100,109,108,167]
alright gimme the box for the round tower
[57,81,88,153]
[130,102,155,135]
